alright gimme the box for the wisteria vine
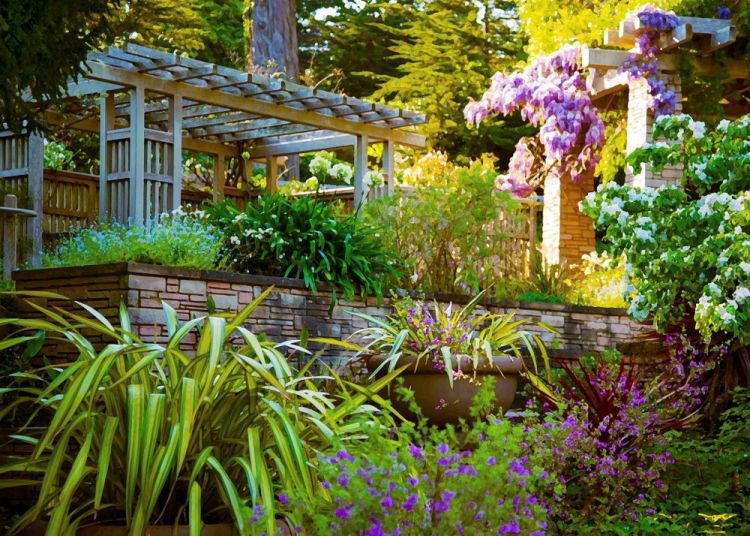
[619,5,681,117]
[465,44,604,195]
[466,5,688,197]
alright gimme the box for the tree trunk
[244,0,300,179]
[244,0,299,82]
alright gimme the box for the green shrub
[271,385,556,534]
[0,291,400,534]
[565,251,628,308]
[41,213,222,269]
[203,194,403,301]
[363,160,522,295]
[651,388,750,534]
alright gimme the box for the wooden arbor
[542,14,749,267]
[1,43,425,234]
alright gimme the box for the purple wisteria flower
[465,43,605,194]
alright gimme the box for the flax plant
[0,289,401,535]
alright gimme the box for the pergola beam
[244,132,357,158]
[84,62,426,147]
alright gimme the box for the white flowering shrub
[580,114,750,343]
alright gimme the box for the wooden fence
[1,195,37,280]
[42,171,358,228]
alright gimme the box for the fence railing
[43,169,99,234]
[43,171,360,230]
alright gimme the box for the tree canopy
[0,0,117,131]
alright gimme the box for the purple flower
[717,6,731,19]
[486,456,497,466]
[408,444,424,460]
[277,493,289,506]
[380,494,394,508]
[334,504,353,520]
[336,449,355,462]
[436,443,449,455]
[402,494,418,512]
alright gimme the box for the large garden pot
[367,354,523,425]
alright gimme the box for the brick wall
[626,72,683,188]
[542,170,596,267]
[13,263,652,361]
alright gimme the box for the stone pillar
[626,72,683,188]
[542,170,596,267]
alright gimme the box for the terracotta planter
[367,354,523,425]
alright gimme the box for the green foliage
[0,0,117,130]
[652,389,750,534]
[43,140,76,171]
[195,0,245,68]
[364,160,521,295]
[42,213,222,270]
[515,291,566,304]
[0,292,400,534]
[300,0,408,97]
[108,0,206,56]
[519,0,680,55]
[565,252,628,309]
[275,407,556,533]
[581,114,750,341]
[203,195,403,302]
[594,111,628,185]
[371,0,531,160]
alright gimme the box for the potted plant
[354,292,552,424]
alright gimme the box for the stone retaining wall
[12,263,651,361]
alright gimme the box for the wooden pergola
[0,43,426,262]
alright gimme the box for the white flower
[717,119,730,132]
[735,287,750,302]
[707,282,722,297]
[687,119,706,139]
[363,170,385,188]
[309,154,332,178]
[229,235,241,245]
[740,262,750,274]
[634,228,654,242]
[330,163,353,184]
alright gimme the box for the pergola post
[129,84,146,223]
[353,133,368,207]
[168,95,183,210]
[213,154,225,201]
[626,72,684,188]
[98,93,115,222]
[383,139,395,195]
[27,132,44,266]
[542,169,596,267]
[266,156,278,193]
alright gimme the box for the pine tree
[370,0,532,161]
